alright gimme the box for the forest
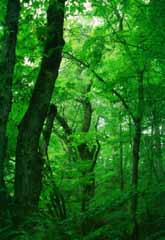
[0,0,165,239]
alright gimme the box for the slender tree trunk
[119,122,124,191]
[39,105,67,221]
[78,144,96,213]
[40,104,66,220]
[131,120,142,240]
[14,0,66,221]
[0,0,20,190]
[39,104,57,158]
[131,71,144,240]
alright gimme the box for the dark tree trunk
[0,0,20,190]
[131,71,144,240]
[131,120,142,240]
[38,103,57,178]
[119,122,124,191]
[0,0,20,226]
[14,0,66,221]
[40,104,57,156]
[78,143,96,212]
[40,104,66,220]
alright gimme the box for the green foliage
[0,0,165,239]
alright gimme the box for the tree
[0,0,164,239]
[0,0,20,191]
[0,0,20,225]
[14,0,66,221]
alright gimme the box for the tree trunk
[77,90,100,235]
[0,0,20,226]
[78,88,94,212]
[131,120,142,240]
[0,0,20,190]
[14,0,66,221]
[119,122,124,191]
[131,71,144,240]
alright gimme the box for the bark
[77,92,101,236]
[78,86,94,212]
[131,120,142,240]
[119,122,124,191]
[40,104,57,155]
[39,104,57,157]
[0,0,20,189]
[0,0,20,226]
[56,113,72,136]
[131,71,144,240]
[14,0,66,220]
[40,104,66,220]
[56,111,77,162]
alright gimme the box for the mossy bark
[14,0,66,221]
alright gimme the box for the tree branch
[56,112,72,136]
[64,51,135,121]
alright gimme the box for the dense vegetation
[0,0,165,239]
